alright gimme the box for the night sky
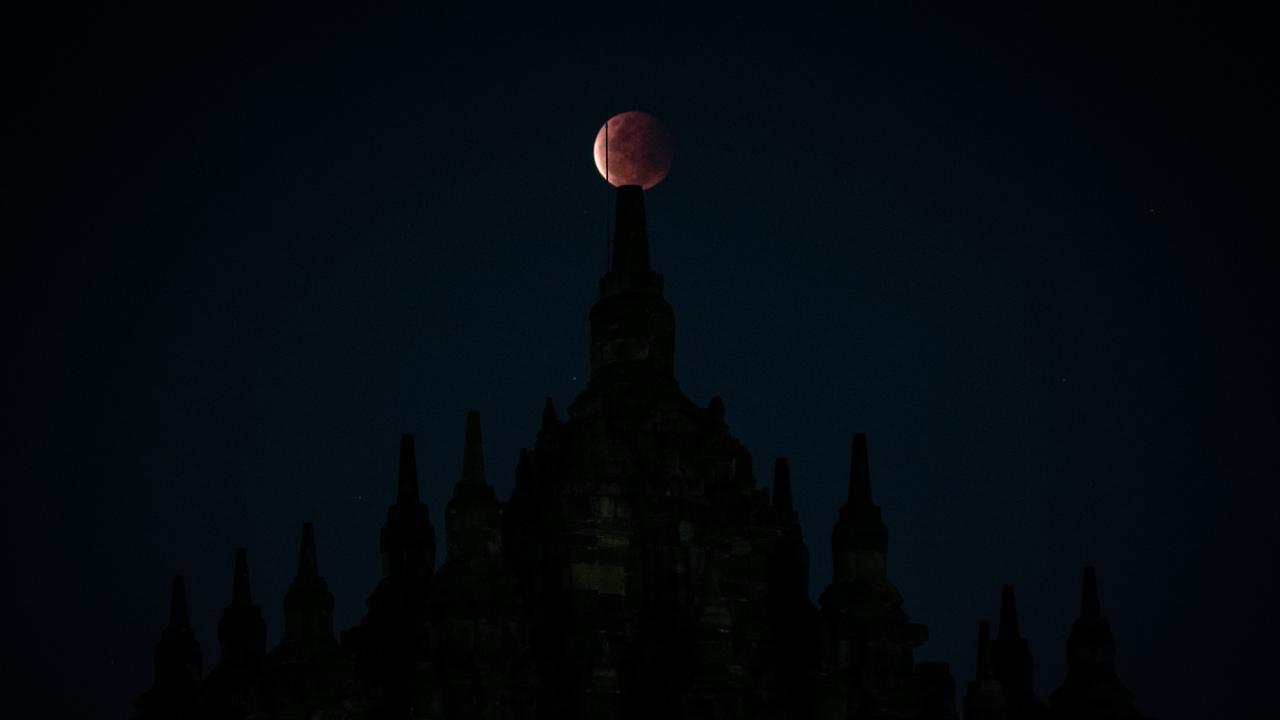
[5,5,1276,718]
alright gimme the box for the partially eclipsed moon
[593,111,672,190]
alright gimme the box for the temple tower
[992,585,1047,720]
[282,523,335,647]
[216,548,267,668]
[586,185,678,389]
[135,574,203,720]
[345,435,438,717]
[426,411,535,718]
[963,621,1007,720]
[1048,567,1144,720]
[817,432,927,719]
[258,525,373,717]
[442,411,502,568]
[198,548,268,718]
[497,185,809,719]
[380,434,437,580]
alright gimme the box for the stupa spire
[136,574,202,719]
[443,411,500,566]
[1081,565,1101,621]
[283,522,335,644]
[450,411,496,506]
[610,184,651,275]
[379,433,436,579]
[1050,566,1143,717]
[832,432,888,558]
[708,396,725,422]
[992,584,1047,720]
[297,522,319,579]
[848,432,872,505]
[578,180,682,401]
[826,431,894,589]
[964,621,1008,720]
[217,548,266,668]
[821,422,928,717]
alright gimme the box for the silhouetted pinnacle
[448,411,497,510]
[709,396,725,421]
[443,411,500,566]
[298,522,319,580]
[586,183,674,383]
[1052,565,1138,718]
[379,433,436,580]
[849,432,872,505]
[965,620,1009,720]
[976,621,994,679]
[462,410,485,486]
[231,548,252,606]
[993,583,1043,715]
[141,573,202,719]
[829,433,890,573]
[168,574,190,630]
[999,585,1020,640]
[217,547,267,669]
[1081,566,1100,620]
[611,185,650,274]
[397,434,419,504]
[773,457,794,512]
[284,522,334,645]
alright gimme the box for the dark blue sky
[4,4,1276,718]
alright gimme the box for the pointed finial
[848,432,872,505]
[297,523,319,579]
[397,434,419,504]
[462,410,485,486]
[708,396,725,422]
[1081,565,1101,620]
[773,457,794,512]
[168,574,190,630]
[611,185,651,273]
[999,584,1021,639]
[541,397,557,430]
[231,548,252,606]
[976,621,994,679]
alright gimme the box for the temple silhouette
[136,185,1149,719]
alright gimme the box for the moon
[593,111,672,190]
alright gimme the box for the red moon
[593,111,672,190]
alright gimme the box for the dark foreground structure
[137,186,1149,719]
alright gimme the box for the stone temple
[135,185,1149,719]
